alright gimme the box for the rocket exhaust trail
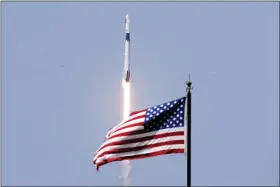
[120,14,131,186]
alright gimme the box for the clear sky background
[2,2,279,186]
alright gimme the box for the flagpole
[186,76,192,187]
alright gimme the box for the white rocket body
[123,14,130,82]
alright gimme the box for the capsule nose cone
[125,14,130,23]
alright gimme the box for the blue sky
[2,2,279,186]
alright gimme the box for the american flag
[93,97,187,170]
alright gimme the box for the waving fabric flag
[93,97,187,170]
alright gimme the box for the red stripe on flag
[123,114,145,125]
[110,121,144,135]
[96,131,184,154]
[95,140,184,159]
[95,149,184,171]
[129,109,146,117]
[106,129,145,140]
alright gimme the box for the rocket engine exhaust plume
[122,81,131,119]
[120,81,131,186]
[120,160,131,186]
[120,14,132,186]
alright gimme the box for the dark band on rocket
[126,33,130,41]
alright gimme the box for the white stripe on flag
[109,118,145,136]
[109,125,144,138]
[110,111,146,132]
[95,144,185,165]
[94,135,184,161]
[94,127,185,156]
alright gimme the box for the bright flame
[121,80,131,186]
[122,80,131,120]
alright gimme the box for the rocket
[123,14,130,82]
